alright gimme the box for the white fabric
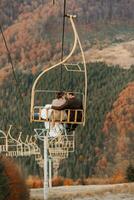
[41,104,64,137]
[48,123,64,137]
[41,104,52,120]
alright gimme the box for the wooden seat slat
[32,107,83,124]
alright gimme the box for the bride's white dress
[41,104,64,137]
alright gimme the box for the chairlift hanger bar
[30,15,87,125]
[52,1,76,89]
[60,0,67,89]
[65,14,77,18]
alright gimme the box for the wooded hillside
[0,0,134,79]
[0,0,134,179]
[1,0,134,27]
[0,62,134,178]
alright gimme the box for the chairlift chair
[30,15,87,128]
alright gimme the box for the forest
[0,0,134,77]
[0,0,134,182]
[0,62,134,179]
[1,0,134,27]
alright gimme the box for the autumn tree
[0,156,29,200]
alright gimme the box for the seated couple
[41,92,83,137]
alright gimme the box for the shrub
[126,164,134,182]
[0,155,29,200]
[73,173,126,186]
[111,170,125,184]
[63,178,74,186]
[26,176,43,188]
[0,160,10,200]
[52,176,64,186]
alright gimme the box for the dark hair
[68,92,75,96]
[57,91,64,99]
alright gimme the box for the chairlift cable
[0,25,19,89]
[61,0,67,62]
[0,24,32,131]
[60,0,67,90]
[0,25,24,128]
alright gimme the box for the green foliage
[0,161,10,200]
[0,62,134,178]
[59,63,134,179]
[0,0,134,181]
[126,164,134,182]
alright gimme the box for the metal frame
[30,14,87,200]
[0,126,43,159]
[30,15,87,126]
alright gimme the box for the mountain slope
[98,82,134,176]
[0,0,134,179]
[58,63,134,178]
[0,62,134,178]
[0,0,134,83]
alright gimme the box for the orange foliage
[111,170,126,184]
[0,1,60,78]
[97,156,107,169]
[0,156,29,200]
[31,65,37,75]
[102,82,134,153]
[26,175,43,188]
[72,173,126,186]
[52,176,64,186]
[103,82,134,137]
[100,82,134,177]
[77,175,126,185]
[117,136,127,152]
[63,178,74,186]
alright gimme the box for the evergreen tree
[0,161,10,200]
[126,164,134,182]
